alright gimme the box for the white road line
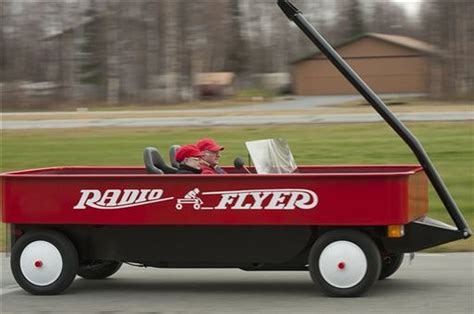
[0,285,21,296]
[1,112,473,129]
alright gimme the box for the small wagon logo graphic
[176,188,203,210]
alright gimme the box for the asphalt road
[2,112,473,130]
[229,94,425,111]
[1,253,473,313]
[6,94,470,130]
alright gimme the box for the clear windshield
[245,138,297,174]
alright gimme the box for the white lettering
[248,192,272,210]
[266,192,290,209]
[74,189,171,210]
[203,189,319,211]
[136,189,151,203]
[97,189,121,206]
[232,193,251,209]
[283,192,299,210]
[117,189,140,206]
[293,191,315,209]
[149,189,163,200]
[215,193,237,209]
[73,189,101,209]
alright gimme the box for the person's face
[185,157,201,170]
[202,150,221,167]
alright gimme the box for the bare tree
[421,0,474,100]
[226,0,249,75]
[333,0,366,40]
[0,1,7,82]
[3,0,471,108]
[369,1,410,35]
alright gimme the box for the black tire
[10,229,78,295]
[78,260,122,280]
[379,253,404,280]
[308,229,382,297]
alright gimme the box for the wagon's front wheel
[309,229,381,297]
[10,230,79,295]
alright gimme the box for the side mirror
[234,157,251,173]
[234,157,245,169]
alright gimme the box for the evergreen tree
[347,0,366,37]
[226,0,248,74]
[79,1,105,87]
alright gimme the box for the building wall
[292,37,430,95]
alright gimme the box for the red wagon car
[1,0,470,297]
[1,138,469,297]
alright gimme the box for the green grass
[235,88,277,100]
[0,223,5,251]
[1,121,473,252]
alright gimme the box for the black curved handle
[277,0,471,238]
[277,0,300,20]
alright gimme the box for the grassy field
[1,121,473,252]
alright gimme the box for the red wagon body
[2,165,428,226]
[2,164,446,297]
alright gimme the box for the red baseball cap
[196,138,224,152]
[175,144,203,162]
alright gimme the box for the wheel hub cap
[20,240,63,286]
[319,240,368,289]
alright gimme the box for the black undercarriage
[12,219,463,270]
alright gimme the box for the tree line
[1,0,472,109]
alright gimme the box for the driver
[196,138,226,174]
[175,145,203,174]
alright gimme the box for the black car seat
[144,147,177,174]
[169,144,181,168]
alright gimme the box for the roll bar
[277,0,471,238]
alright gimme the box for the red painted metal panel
[1,165,427,226]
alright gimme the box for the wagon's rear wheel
[308,229,381,297]
[78,260,122,280]
[10,229,78,295]
[379,252,404,280]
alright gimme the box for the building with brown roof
[291,33,441,95]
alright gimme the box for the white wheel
[176,203,183,210]
[318,240,367,289]
[309,230,381,297]
[193,204,201,210]
[11,230,78,295]
[20,240,63,286]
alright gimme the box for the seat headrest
[144,147,177,174]
[169,144,181,168]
